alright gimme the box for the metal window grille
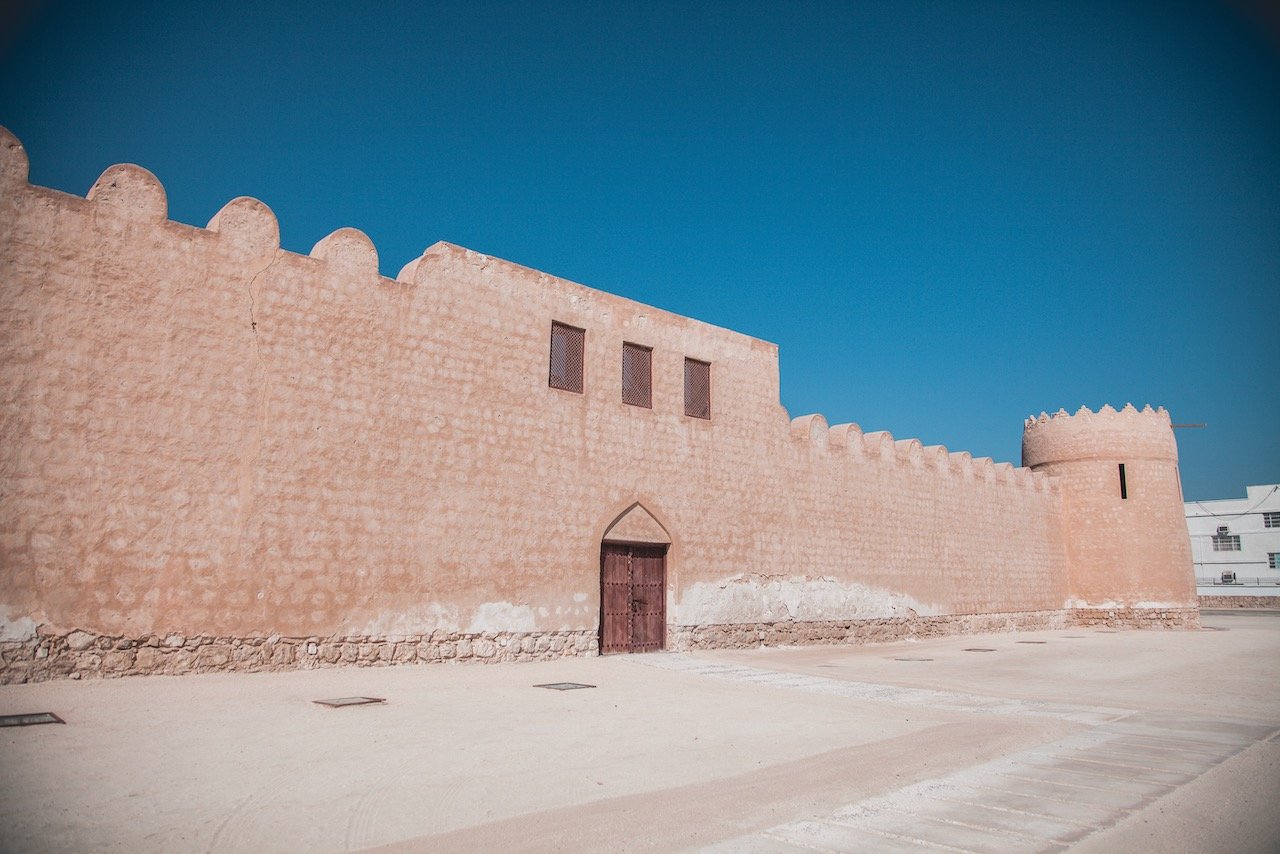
[1265,512,1280,528]
[684,358,711,419]
[549,322,584,393]
[621,342,652,408]
[1270,553,1279,570]
[1212,532,1241,551]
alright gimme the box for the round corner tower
[1022,404,1197,623]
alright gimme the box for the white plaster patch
[1063,597,1191,611]
[350,602,460,638]
[465,602,536,633]
[572,592,588,603]
[0,607,37,642]
[1065,597,1116,610]
[677,575,939,625]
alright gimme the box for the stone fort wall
[0,128,1196,682]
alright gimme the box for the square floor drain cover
[0,712,64,727]
[962,648,996,652]
[533,683,596,691]
[1016,640,1047,644]
[893,657,934,662]
[313,697,385,708]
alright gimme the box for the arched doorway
[599,503,670,655]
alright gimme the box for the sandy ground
[0,609,1276,853]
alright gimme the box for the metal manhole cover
[1016,641,1047,644]
[534,683,596,691]
[1062,635,1087,638]
[892,657,934,662]
[963,648,996,652]
[1202,626,1228,631]
[0,712,64,727]
[314,697,385,708]
[1096,630,1118,633]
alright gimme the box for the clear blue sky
[2,0,1276,500]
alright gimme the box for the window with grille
[1212,526,1241,551]
[684,358,711,420]
[621,342,652,408]
[549,322,584,393]
[1270,553,1279,570]
[1264,511,1280,528]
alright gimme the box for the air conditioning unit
[1221,571,1237,584]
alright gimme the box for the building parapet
[787,414,1054,493]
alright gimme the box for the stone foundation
[0,628,598,685]
[1198,596,1280,610]
[1071,607,1200,629]
[671,609,1074,651]
[671,607,1200,651]
[1,607,1204,684]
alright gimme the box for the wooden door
[599,543,666,654]
[600,545,633,654]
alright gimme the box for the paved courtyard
[1,609,1277,853]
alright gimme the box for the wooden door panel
[600,545,633,654]
[630,546,666,652]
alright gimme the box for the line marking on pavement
[628,653,1130,724]
[877,802,1066,845]
[643,654,1275,853]
[923,793,1100,832]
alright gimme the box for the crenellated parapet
[0,125,423,289]
[787,413,1055,494]
[1023,403,1177,469]
[1020,402,1195,612]
[0,125,29,186]
[206,196,281,258]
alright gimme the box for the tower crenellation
[1022,402,1196,617]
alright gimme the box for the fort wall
[0,129,1195,682]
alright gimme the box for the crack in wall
[232,253,283,565]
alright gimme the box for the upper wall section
[1022,404,1178,469]
[0,124,1057,485]
[0,125,786,427]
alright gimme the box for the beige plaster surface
[1,611,1275,853]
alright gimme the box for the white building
[1186,484,1280,597]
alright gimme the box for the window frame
[1211,529,1242,552]
[548,321,585,394]
[621,341,653,409]
[683,357,712,420]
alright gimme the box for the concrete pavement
[1,609,1277,852]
